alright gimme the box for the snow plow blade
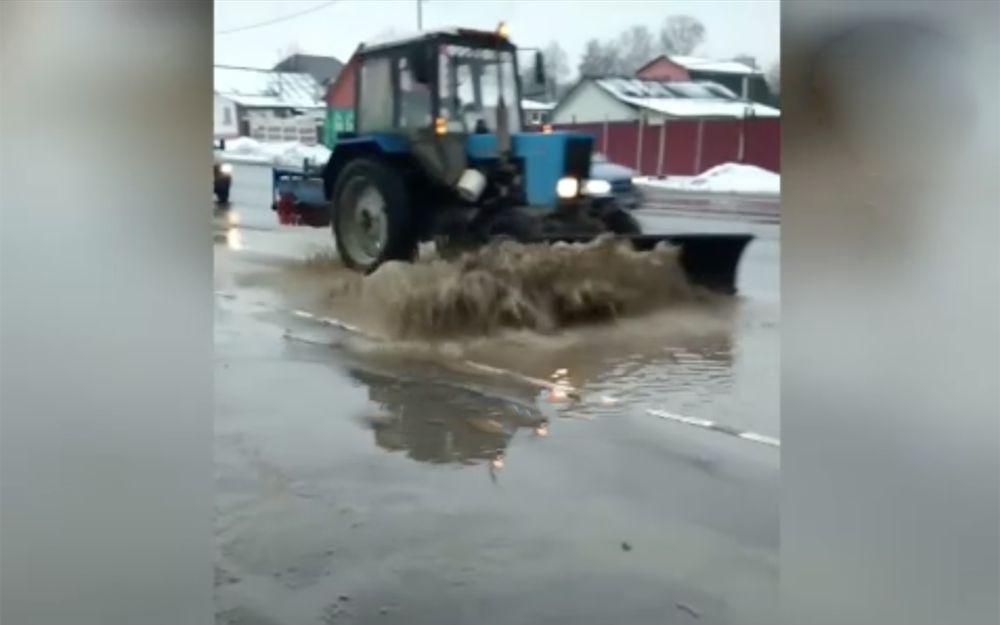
[525,233,755,295]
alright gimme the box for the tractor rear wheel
[332,158,419,273]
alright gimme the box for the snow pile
[268,142,331,169]
[686,163,780,194]
[215,138,331,170]
[220,136,266,156]
[637,163,780,196]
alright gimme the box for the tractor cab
[354,26,540,143]
[332,26,598,211]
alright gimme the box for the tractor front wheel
[332,159,419,273]
[487,209,543,242]
[597,203,642,236]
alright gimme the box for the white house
[551,77,780,125]
[522,99,555,126]
[214,94,239,140]
[214,66,327,144]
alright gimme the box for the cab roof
[361,27,514,53]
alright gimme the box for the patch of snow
[620,95,779,118]
[363,27,466,50]
[669,56,760,75]
[221,137,265,155]
[595,78,779,118]
[215,138,331,169]
[636,163,780,196]
[522,99,555,111]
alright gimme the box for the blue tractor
[309,27,753,293]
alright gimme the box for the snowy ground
[215,137,331,170]
[636,163,780,197]
[216,138,781,197]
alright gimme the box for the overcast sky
[214,0,780,71]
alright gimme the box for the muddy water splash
[271,236,719,341]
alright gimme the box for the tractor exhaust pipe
[494,45,511,158]
[495,97,511,156]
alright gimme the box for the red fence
[554,117,780,177]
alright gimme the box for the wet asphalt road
[214,163,780,625]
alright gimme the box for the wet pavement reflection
[214,163,780,625]
[350,366,546,475]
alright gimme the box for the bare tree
[615,25,657,74]
[765,61,780,94]
[658,15,706,56]
[575,16,710,79]
[541,41,571,85]
[577,38,620,77]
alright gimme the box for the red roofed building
[635,55,777,108]
[325,47,360,109]
[321,47,361,145]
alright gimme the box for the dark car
[585,152,644,210]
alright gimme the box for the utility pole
[416,0,424,30]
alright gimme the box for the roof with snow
[668,56,761,75]
[214,66,325,109]
[594,78,779,118]
[362,26,511,52]
[638,55,761,76]
[522,99,555,111]
[272,54,344,86]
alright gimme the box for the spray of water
[300,236,718,340]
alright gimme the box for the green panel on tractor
[324,107,355,148]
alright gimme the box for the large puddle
[228,236,776,436]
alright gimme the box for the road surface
[214,163,780,625]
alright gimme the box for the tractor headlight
[555,177,580,199]
[219,163,233,175]
[583,179,612,195]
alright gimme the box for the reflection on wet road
[214,163,779,625]
[351,366,545,471]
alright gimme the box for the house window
[358,57,394,132]
[222,106,233,126]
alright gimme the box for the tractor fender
[323,140,384,202]
[331,157,420,272]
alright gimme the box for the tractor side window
[397,58,432,130]
[358,57,393,133]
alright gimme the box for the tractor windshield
[438,45,522,135]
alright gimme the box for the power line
[215,1,342,36]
